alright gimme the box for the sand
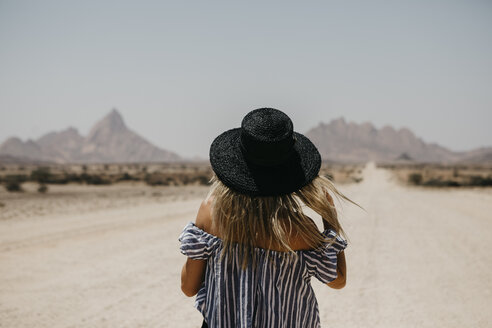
[1,162,491,327]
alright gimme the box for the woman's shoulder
[192,197,330,252]
[195,196,217,236]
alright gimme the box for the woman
[179,108,360,327]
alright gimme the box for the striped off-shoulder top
[178,222,347,328]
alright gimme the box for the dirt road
[1,163,491,327]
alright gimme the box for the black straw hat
[209,108,321,196]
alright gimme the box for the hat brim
[209,128,321,196]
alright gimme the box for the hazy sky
[1,0,491,158]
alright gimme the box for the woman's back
[196,198,315,252]
[179,220,347,328]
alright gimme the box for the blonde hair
[208,174,362,269]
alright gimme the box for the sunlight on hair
[207,174,363,269]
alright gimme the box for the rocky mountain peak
[107,108,125,123]
[0,108,181,163]
[305,117,462,163]
[330,116,347,127]
[64,126,80,135]
[398,127,415,137]
[98,108,126,130]
[78,108,180,163]
[87,108,127,141]
[380,125,396,134]
[2,137,23,146]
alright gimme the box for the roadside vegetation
[378,163,492,188]
[0,162,364,193]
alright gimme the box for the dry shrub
[37,184,48,193]
[408,173,423,185]
[468,175,492,187]
[3,175,26,192]
[144,172,211,186]
[79,173,112,185]
[5,180,22,192]
[30,167,52,183]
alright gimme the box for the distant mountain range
[0,109,180,164]
[305,117,492,164]
[1,111,490,164]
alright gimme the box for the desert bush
[408,173,422,185]
[2,174,27,190]
[79,173,91,183]
[30,167,52,183]
[50,175,70,184]
[6,181,22,192]
[37,184,48,193]
[423,179,460,187]
[143,172,213,186]
[4,174,28,183]
[56,173,112,185]
[189,174,212,185]
[144,173,174,186]
[31,168,74,184]
[116,172,135,181]
[468,175,492,187]
[63,173,83,183]
[80,173,112,185]
[5,178,23,192]
[179,174,190,185]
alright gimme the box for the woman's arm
[180,258,206,297]
[180,198,213,297]
[327,251,346,289]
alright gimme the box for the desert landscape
[2,2,491,327]
[1,161,491,327]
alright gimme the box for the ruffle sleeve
[302,229,348,284]
[178,222,220,260]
